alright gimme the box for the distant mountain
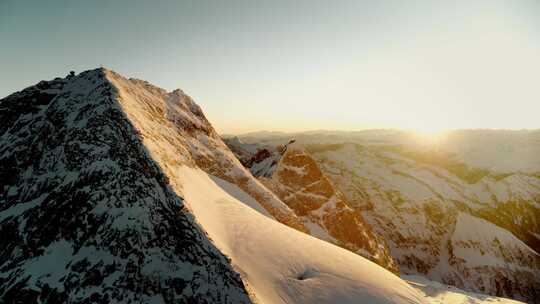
[230,132,540,303]
[305,142,540,302]
[232,129,540,173]
[0,69,435,303]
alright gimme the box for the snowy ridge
[106,71,307,233]
[102,69,433,303]
[0,69,251,303]
[178,167,426,304]
[440,213,540,285]
[452,213,538,259]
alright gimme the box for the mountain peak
[0,68,252,303]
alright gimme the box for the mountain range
[225,129,540,303]
[0,68,536,303]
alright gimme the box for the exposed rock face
[225,139,398,273]
[0,69,252,303]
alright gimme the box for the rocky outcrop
[226,139,398,273]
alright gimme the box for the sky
[1,0,539,134]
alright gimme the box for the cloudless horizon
[2,0,540,134]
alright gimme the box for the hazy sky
[2,0,539,134]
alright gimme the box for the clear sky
[2,0,539,134]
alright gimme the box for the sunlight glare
[413,127,447,145]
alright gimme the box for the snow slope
[178,167,426,304]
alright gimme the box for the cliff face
[226,139,399,273]
[0,69,251,303]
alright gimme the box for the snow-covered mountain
[0,70,251,303]
[306,142,540,302]
[229,133,540,303]
[0,69,436,303]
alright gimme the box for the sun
[412,126,447,145]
